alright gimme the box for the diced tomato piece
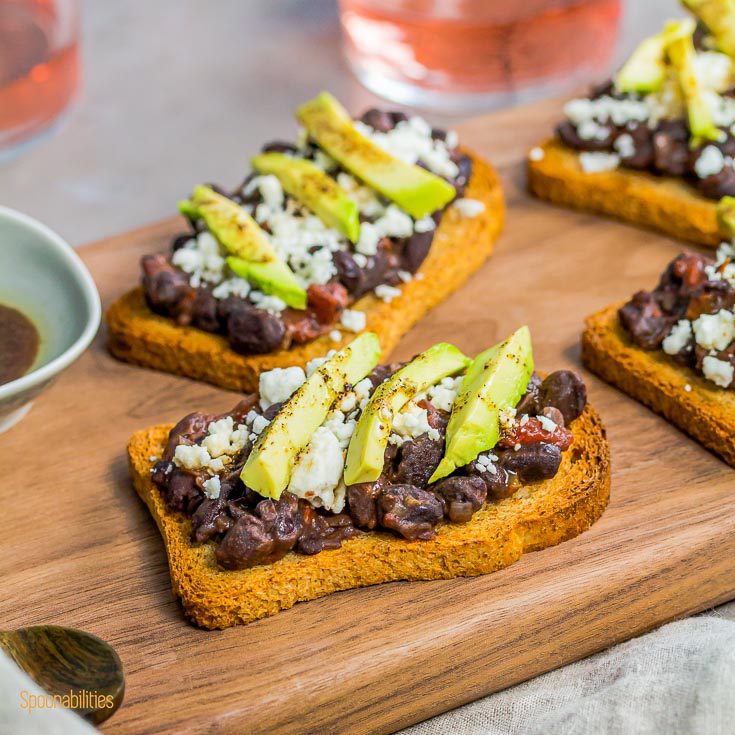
[307,282,349,325]
[499,417,573,451]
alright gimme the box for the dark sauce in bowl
[0,304,40,386]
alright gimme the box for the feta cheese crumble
[171,231,226,288]
[694,145,726,179]
[173,416,248,475]
[374,284,401,303]
[258,366,307,410]
[579,151,621,173]
[528,146,545,162]
[389,401,440,446]
[340,308,366,333]
[692,309,735,351]
[613,133,636,159]
[702,355,734,387]
[662,319,693,355]
[453,198,486,218]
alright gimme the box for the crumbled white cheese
[329,329,342,342]
[684,383,693,392]
[250,414,270,440]
[174,443,226,474]
[537,415,558,433]
[201,416,249,458]
[528,146,545,162]
[453,198,486,218]
[475,452,499,475]
[577,120,611,141]
[564,96,649,127]
[579,151,620,173]
[375,204,415,239]
[305,350,336,377]
[249,290,288,313]
[662,319,693,355]
[354,377,374,402]
[693,51,733,93]
[397,270,413,283]
[212,277,251,300]
[702,355,734,387]
[704,242,735,287]
[259,366,307,410]
[374,284,401,303]
[338,391,357,413]
[171,231,226,288]
[356,116,460,179]
[614,133,636,159]
[414,215,436,233]
[258,175,285,211]
[426,375,463,412]
[336,172,385,218]
[353,252,368,268]
[288,427,346,512]
[356,222,381,256]
[322,409,358,449]
[445,130,459,149]
[692,309,735,351]
[202,476,221,500]
[389,401,440,446]
[340,308,366,333]
[694,145,726,179]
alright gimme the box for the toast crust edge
[106,150,505,392]
[528,138,722,248]
[128,407,610,629]
[582,302,735,467]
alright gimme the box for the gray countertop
[0,0,677,246]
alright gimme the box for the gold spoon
[0,626,124,724]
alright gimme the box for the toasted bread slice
[582,303,735,467]
[107,151,504,392]
[528,139,722,248]
[127,407,610,629]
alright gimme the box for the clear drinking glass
[338,0,622,112]
[0,0,80,160]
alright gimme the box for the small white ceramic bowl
[0,206,101,432]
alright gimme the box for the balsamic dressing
[0,304,40,385]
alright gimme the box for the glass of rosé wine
[338,0,622,112]
[0,0,80,161]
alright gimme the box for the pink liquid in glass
[339,0,622,111]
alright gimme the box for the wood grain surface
[2,97,734,735]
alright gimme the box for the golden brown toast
[582,303,735,467]
[107,151,505,392]
[127,407,610,629]
[527,138,722,248]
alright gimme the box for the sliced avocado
[683,0,735,56]
[615,31,671,93]
[179,185,307,310]
[666,29,722,144]
[251,152,360,244]
[716,195,735,236]
[296,92,456,219]
[344,343,470,486]
[241,332,381,499]
[429,326,534,484]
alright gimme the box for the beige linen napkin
[402,602,735,735]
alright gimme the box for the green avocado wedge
[241,332,381,500]
[666,26,722,145]
[296,92,456,220]
[682,0,735,57]
[429,326,534,484]
[344,343,471,486]
[251,153,361,244]
[615,29,673,93]
[179,185,307,310]
[716,194,735,236]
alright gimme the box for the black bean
[501,443,562,483]
[538,371,587,425]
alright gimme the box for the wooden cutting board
[2,97,735,735]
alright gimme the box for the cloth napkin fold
[402,602,735,735]
[0,652,96,735]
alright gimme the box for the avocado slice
[251,152,361,244]
[716,195,735,236]
[683,0,735,56]
[666,28,722,144]
[344,343,470,486]
[241,332,381,499]
[179,185,307,310]
[615,31,672,93]
[296,92,456,219]
[429,326,534,484]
